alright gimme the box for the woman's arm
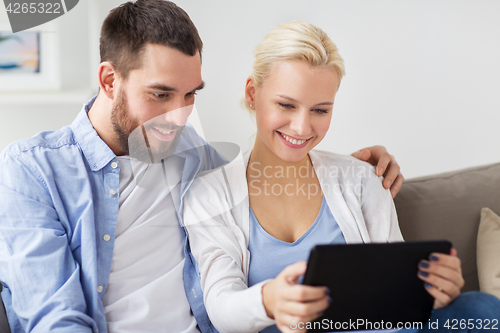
[183,165,275,333]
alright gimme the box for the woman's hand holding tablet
[262,261,330,333]
[417,248,465,309]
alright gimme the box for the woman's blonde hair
[244,20,345,112]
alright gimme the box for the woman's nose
[289,111,312,136]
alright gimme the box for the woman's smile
[276,130,312,149]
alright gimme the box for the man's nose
[164,104,193,127]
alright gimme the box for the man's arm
[351,145,404,198]
[0,152,96,333]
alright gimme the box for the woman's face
[249,60,340,163]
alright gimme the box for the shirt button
[97,285,103,293]
[111,162,118,169]
[109,189,117,195]
[103,234,111,242]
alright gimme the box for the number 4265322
[444,319,498,330]
[5,2,62,14]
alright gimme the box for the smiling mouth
[155,128,174,136]
[277,131,311,146]
[151,127,176,141]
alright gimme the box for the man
[0,1,403,332]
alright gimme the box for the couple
[0,1,497,333]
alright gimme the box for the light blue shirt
[0,97,224,333]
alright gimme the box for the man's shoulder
[2,125,76,156]
[1,125,81,168]
[0,125,86,195]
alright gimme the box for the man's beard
[110,88,184,163]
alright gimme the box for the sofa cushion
[394,162,500,292]
[477,207,500,299]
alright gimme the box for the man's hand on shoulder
[351,145,404,198]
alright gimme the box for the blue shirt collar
[71,96,117,172]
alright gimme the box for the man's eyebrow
[146,81,205,93]
[147,84,177,92]
[277,94,333,106]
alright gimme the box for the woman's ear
[97,61,118,100]
[245,76,256,110]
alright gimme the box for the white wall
[1,0,499,179]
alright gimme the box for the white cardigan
[183,150,404,333]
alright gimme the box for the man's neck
[88,93,125,156]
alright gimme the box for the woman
[184,21,499,333]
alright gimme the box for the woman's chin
[273,148,311,164]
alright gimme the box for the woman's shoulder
[309,149,382,190]
[310,150,376,173]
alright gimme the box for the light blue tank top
[248,196,345,288]
[248,196,345,333]
[247,197,413,333]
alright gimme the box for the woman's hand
[262,261,330,333]
[417,248,465,309]
[351,145,404,198]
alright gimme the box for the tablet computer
[302,240,452,332]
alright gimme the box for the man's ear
[97,61,118,100]
[244,76,256,110]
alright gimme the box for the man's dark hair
[100,0,203,79]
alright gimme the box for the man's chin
[150,145,176,161]
[128,134,182,163]
[128,145,173,163]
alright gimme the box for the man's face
[111,44,203,162]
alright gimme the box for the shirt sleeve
[0,151,96,333]
[184,168,275,333]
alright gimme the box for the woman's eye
[278,103,294,109]
[313,108,329,114]
[154,93,167,99]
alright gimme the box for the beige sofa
[1,162,499,332]
[394,161,500,292]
